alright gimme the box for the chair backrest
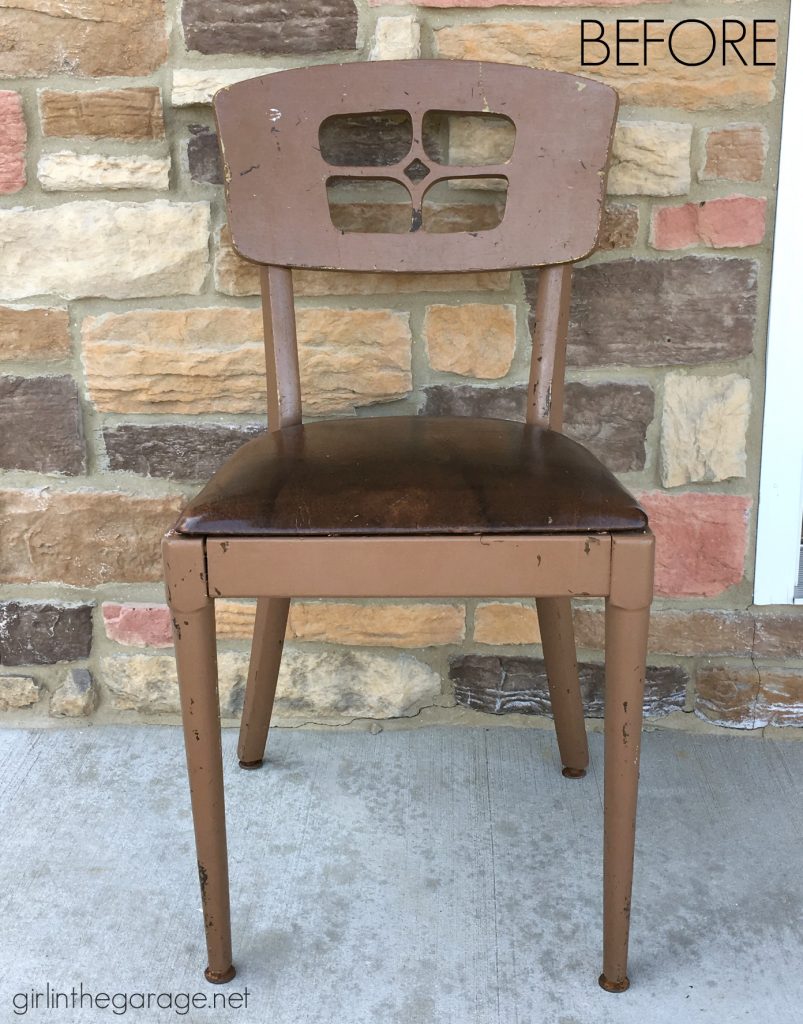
[214,60,618,273]
[212,61,618,433]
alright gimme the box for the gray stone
[50,668,99,717]
[104,423,264,480]
[275,648,440,720]
[0,376,86,474]
[187,124,222,185]
[102,652,246,717]
[0,601,93,666]
[100,647,439,721]
[540,258,758,367]
[181,0,358,56]
[450,655,687,718]
[565,381,654,473]
[421,381,654,472]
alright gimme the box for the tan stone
[49,668,99,717]
[661,373,750,487]
[474,603,541,646]
[0,675,41,711]
[82,306,412,415]
[297,307,412,413]
[171,67,276,107]
[217,600,466,647]
[102,652,246,716]
[609,121,693,197]
[0,0,168,78]
[288,602,465,647]
[275,648,441,720]
[701,125,767,182]
[0,306,71,360]
[573,607,755,656]
[448,113,515,168]
[370,15,420,60]
[214,226,509,297]
[424,303,516,379]
[0,201,209,301]
[0,490,182,586]
[215,600,256,640]
[435,21,776,110]
[39,88,165,140]
[444,111,681,197]
[38,151,170,191]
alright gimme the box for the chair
[161,59,654,994]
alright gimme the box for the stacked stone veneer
[1,0,800,731]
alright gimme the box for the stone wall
[1,0,800,732]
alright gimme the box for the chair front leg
[163,534,235,984]
[600,532,654,993]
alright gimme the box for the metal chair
[161,59,654,993]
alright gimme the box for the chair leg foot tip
[238,759,263,770]
[599,973,629,993]
[205,965,236,984]
[562,766,587,779]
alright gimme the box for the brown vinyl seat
[161,59,656,996]
[176,416,647,537]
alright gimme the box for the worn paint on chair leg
[163,534,235,984]
[238,597,291,768]
[536,596,589,777]
[600,533,654,993]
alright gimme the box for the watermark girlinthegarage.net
[10,982,250,1017]
[580,18,777,67]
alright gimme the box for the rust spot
[193,729,200,742]
[584,539,591,555]
[623,700,628,713]
[221,542,229,554]
[172,617,181,640]
[214,587,222,596]
[240,164,260,176]
[622,722,629,745]
[198,862,209,903]
[537,555,542,567]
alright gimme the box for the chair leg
[599,533,653,993]
[536,597,588,778]
[163,534,235,985]
[237,597,291,769]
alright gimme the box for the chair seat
[175,416,647,537]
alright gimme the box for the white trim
[753,8,803,605]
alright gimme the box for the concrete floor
[0,726,802,1024]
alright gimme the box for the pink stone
[637,491,752,597]
[103,602,172,647]
[651,196,766,250]
[0,92,26,194]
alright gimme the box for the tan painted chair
[161,60,654,993]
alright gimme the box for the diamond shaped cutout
[403,158,430,183]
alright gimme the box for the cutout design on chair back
[214,60,618,273]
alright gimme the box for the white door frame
[753,6,803,605]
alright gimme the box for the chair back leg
[238,597,291,769]
[536,597,589,777]
[163,535,235,984]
